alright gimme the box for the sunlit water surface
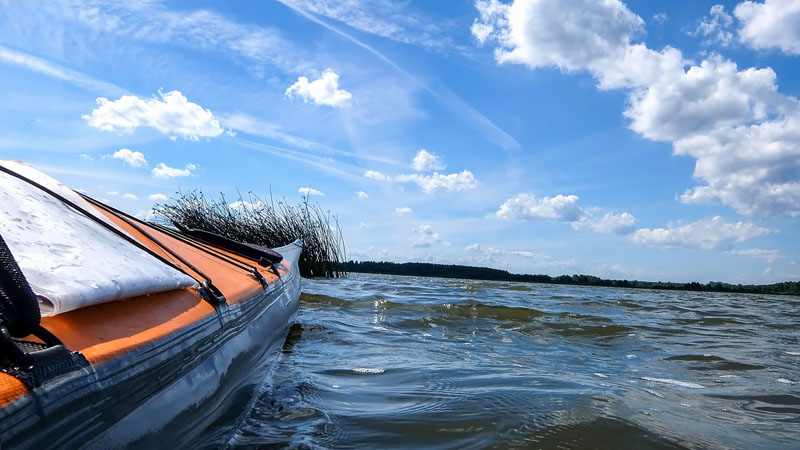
[230,273,800,449]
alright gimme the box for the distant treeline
[339,261,800,296]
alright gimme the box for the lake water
[231,273,800,449]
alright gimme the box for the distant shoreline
[338,261,800,296]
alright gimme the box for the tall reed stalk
[152,190,346,278]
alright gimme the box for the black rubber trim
[172,223,283,266]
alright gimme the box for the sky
[1,0,799,284]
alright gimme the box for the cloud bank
[473,0,800,217]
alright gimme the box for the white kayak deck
[0,161,196,316]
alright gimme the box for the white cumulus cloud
[494,194,583,222]
[412,149,446,171]
[356,191,369,199]
[411,224,441,248]
[632,216,771,250]
[573,212,637,235]
[285,69,352,108]
[473,0,800,216]
[148,193,168,201]
[83,90,223,140]
[112,148,148,168]
[364,170,388,181]
[494,193,637,234]
[395,171,479,194]
[123,193,139,200]
[365,152,478,194]
[395,206,413,215]
[227,200,265,210]
[624,57,790,143]
[473,0,645,78]
[735,0,800,55]
[298,186,325,196]
[151,162,197,179]
[674,112,800,216]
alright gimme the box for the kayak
[0,162,302,449]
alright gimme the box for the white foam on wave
[641,377,705,389]
[645,389,664,398]
[353,368,385,374]
[593,373,608,378]
[784,351,800,356]
[777,378,794,385]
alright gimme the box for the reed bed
[152,190,346,278]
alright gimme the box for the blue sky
[1,0,799,283]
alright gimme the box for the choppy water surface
[233,274,800,449]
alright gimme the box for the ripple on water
[663,354,765,371]
[229,274,800,450]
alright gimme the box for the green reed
[152,190,346,278]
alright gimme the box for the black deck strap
[148,223,270,288]
[79,196,227,306]
[82,196,269,293]
[0,235,39,338]
[1,341,90,389]
[173,223,284,266]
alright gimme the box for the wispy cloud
[12,2,312,75]
[730,248,781,263]
[277,0,453,49]
[0,45,126,97]
[280,1,520,152]
[690,5,734,47]
[220,113,402,166]
[234,138,364,182]
[31,164,159,186]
